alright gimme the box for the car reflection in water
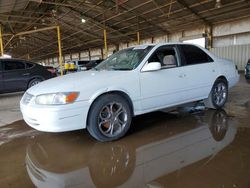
[25,110,237,188]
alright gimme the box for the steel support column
[103,29,108,58]
[57,26,63,76]
[0,25,4,56]
[137,31,140,45]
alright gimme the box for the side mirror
[142,62,161,72]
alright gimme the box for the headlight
[35,92,79,105]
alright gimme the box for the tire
[89,142,135,187]
[28,78,42,88]
[208,110,228,141]
[204,78,228,109]
[87,94,132,142]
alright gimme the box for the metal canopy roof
[0,0,249,61]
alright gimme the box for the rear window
[180,45,213,65]
[26,62,34,69]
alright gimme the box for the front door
[140,45,188,111]
[2,60,28,92]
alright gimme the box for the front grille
[22,92,34,105]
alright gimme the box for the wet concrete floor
[0,75,250,188]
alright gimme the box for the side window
[3,61,25,71]
[180,45,213,65]
[148,46,178,69]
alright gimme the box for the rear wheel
[204,78,228,109]
[209,110,228,141]
[28,78,42,88]
[87,94,132,142]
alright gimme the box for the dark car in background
[245,59,250,79]
[85,59,103,70]
[59,59,103,75]
[0,59,54,94]
[68,60,103,71]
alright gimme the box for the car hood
[26,70,137,99]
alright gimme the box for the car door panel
[177,44,216,101]
[140,68,187,111]
[184,63,217,100]
[3,70,28,92]
[3,61,28,92]
[139,45,191,111]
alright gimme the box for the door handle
[22,73,30,76]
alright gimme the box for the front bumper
[20,99,90,132]
[228,72,240,88]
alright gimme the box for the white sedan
[20,43,239,141]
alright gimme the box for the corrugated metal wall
[211,44,250,70]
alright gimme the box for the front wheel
[87,94,132,142]
[204,78,228,109]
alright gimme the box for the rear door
[2,60,28,92]
[177,44,217,101]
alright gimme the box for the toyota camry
[20,43,239,141]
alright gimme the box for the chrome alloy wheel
[98,102,128,137]
[30,80,40,87]
[212,82,227,107]
[29,79,41,88]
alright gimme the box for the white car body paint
[20,43,239,132]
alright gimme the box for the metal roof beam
[63,6,133,41]
[112,0,170,34]
[176,0,211,26]
[57,19,101,39]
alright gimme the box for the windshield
[95,46,153,71]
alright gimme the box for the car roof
[130,42,204,49]
[0,58,35,63]
[129,42,219,61]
